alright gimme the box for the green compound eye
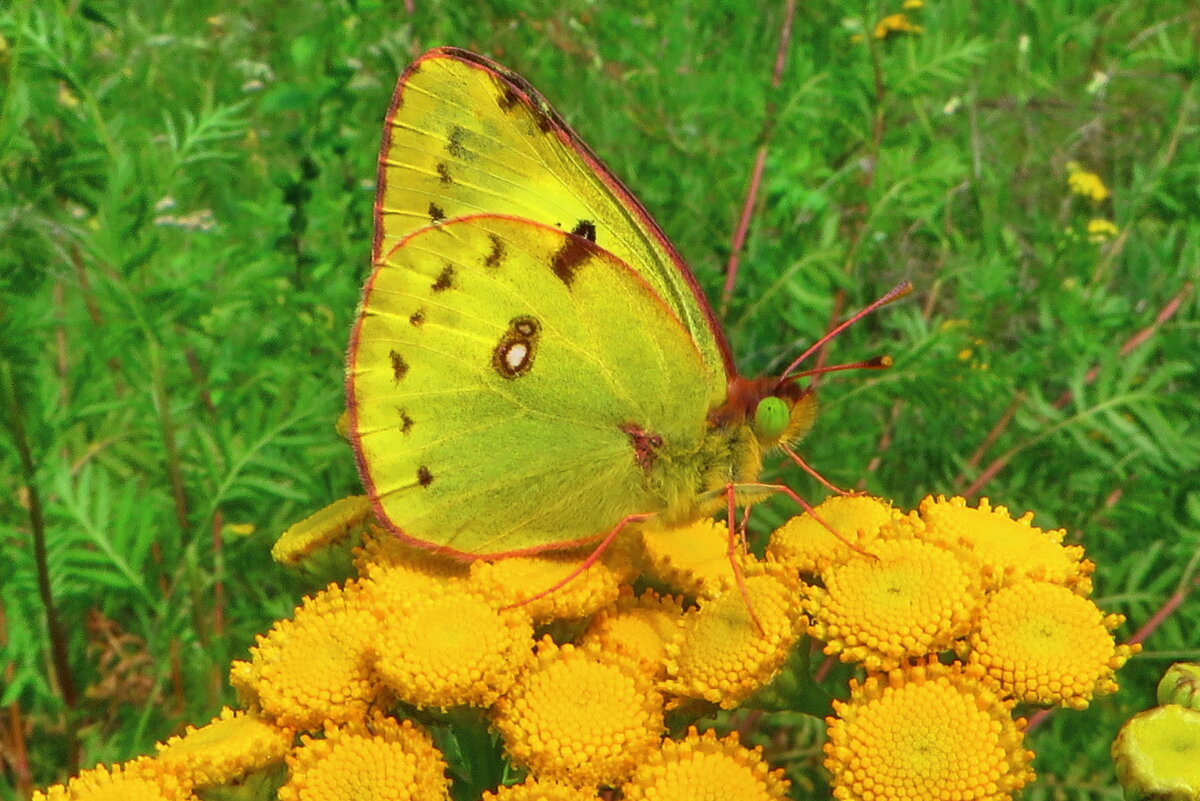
[753,396,790,440]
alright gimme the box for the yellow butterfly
[347,47,903,558]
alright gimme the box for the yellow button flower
[481,775,602,800]
[580,587,686,681]
[621,726,790,800]
[917,495,1093,591]
[1067,161,1111,201]
[662,568,806,709]
[806,533,982,671]
[230,581,389,729]
[492,639,664,788]
[968,580,1139,709]
[469,545,631,623]
[638,517,738,598]
[768,495,901,575]
[1087,217,1119,243]
[32,757,195,801]
[824,661,1035,801]
[353,523,471,587]
[1112,704,1200,799]
[874,13,923,38]
[278,713,449,801]
[155,706,293,787]
[366,581,535,710]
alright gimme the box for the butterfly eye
[753,396,790,441]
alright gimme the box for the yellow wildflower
[902,0,924,8]
[32,757,195,801]
[155,707,293,787]
[469,543,633,622]
[824,661,1035,801]
[580,587,686,681]
[278,713,449,801]
[1067,161,1111,201]
[366,580,534,710]
[1087,217,1119,242]
[874,13,923,38]
[767,494,901,575]
[492,638,664,788]
[968,581,1139,709]
[917,495,1093,592]
[230,581,389,729]
[638,517,738,597]
[481,775,601,800]
[662,568,806,708]
[353,524,470,587]
[621,727,790,800]
[1112,704,1200,799]
[806,532,981,671]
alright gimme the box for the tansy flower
[874,13,923,38]
[662,568,806,709]
[32,757,195,801]
[968,581,1139,709]
[230,581,389,729]
[492,638,664,788]
[272,495,374,585]
[481,775,602,800]
[353,525,471,587]
[1112,704,1200,799]
[278,713,449,801]
[902,0,924,8]
[155,707,293,787]
[767,495,901,575]
[580,587,686,681]
[365,580,534,710]
[1067,161,1111,201]
[1087,217,1119,243]
[805,529,982,671]
[824,661,1035,801]
[917,495,1093,592]
[469,545,632,622]
[621,727,790,801]
[638,517,739,598]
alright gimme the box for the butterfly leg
[738,481,876,558]
[500,513,654,612]
[724,484,765,635]
[780,442,853,495]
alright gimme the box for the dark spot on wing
[432,265,454,292]
[417,466,433,487]
[571,220,597,243]
[446,126,466,158]
[550,233,595,286]
[389,350,408,383]
[619,423,664,472]
[396,409,413,434]
[483,233,506,268]
[436,163,453,185]
[492,316,540,379]
[409,309,425,326]
[429,202,445,223]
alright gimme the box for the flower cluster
[1066,161,1119,243]
[777,494,1140,800]
[34,493,1138,800]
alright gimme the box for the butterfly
[347,47,902,560]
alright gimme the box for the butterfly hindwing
[375,46,732,382]
[349,215,720,556]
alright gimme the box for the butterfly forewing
[349,215,721,556]
[375,46,732,381]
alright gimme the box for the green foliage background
[1,0,1197,798]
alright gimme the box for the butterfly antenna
[777,281,912,386]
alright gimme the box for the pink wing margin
[371,45,736,380]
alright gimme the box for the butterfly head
[717,375,818,452]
